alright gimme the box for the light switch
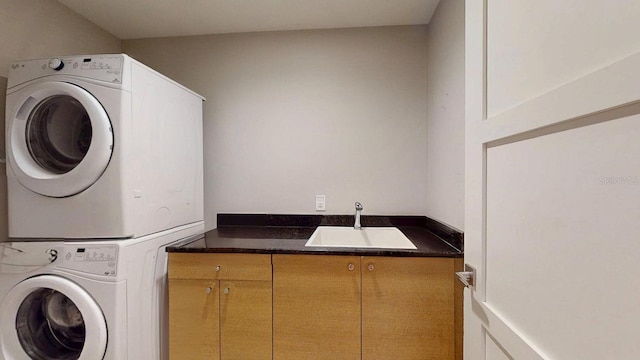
[315,195,326,211]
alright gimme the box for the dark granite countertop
[167,214,463,258]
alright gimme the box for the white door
[6,81,113,197]
[464,1,640,359]
[0,275,108,359]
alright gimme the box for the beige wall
[425,0,465,230]
[124,26,429,230]
[0,0,121,240]
[0,0,121,78]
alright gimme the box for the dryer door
[6,81,114,198]
[0,275,108,360]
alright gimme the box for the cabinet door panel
[362,257,455,360]
[169,279,219,360]
[273,254,361,360]
[220,280,272,360]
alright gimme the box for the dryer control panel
[57,245,119,277]
[7,54,125,88]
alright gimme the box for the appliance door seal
[6,81,113,198]
[0,274,108,359]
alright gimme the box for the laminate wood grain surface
[220,280,272,360]
[361,256,455,360]
[169,279,219,360]
[169,253,272,281]
[273,254,361,360]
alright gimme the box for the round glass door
[0,275,107,360]
[6,81,113,198]
[16,289,86,359]
[26,95,93,175]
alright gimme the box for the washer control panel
[58,245,119,277]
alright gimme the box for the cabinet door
[273,254,361,360]
[220,280,272,360]
[362,257,455,360]
[169,279,220,360]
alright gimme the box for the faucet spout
[354,202,363,229]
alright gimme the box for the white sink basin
[305,226,417,249]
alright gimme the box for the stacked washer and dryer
[0,54,205,360]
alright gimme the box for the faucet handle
[355,202,363,210]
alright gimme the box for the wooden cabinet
[170,252,460,360]
[219,280,272,359]
[273,255,361,360]
[168,278,219,359]
[361,256,455,360]
[168,253,272,360]
[273,254,456,360]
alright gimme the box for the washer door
[7,81,113,197]
[0,275,108,360]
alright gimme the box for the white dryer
[5,54,204,239]
[0,222,203,360]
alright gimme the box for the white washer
[0,222,203,360]
[5,54,204,239]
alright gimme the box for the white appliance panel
[0,222,203,360]
[5,54,204,239]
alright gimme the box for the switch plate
[315,195,326,211]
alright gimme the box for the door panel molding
[474,299,547,359]
[483,49,640,143]
[486,101,640,148]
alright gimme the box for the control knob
[48,58,64,71]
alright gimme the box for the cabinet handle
[347,263,355,271]
[215,265,221,272]
[205,287,212,294]
[223,287,230,295]
[367,264,375,272]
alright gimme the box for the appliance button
[48,58,64,71]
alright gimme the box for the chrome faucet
[354,202,363,230]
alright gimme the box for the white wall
[124,26,430,230]
[425,0,465,230]
[0,0,121,241]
